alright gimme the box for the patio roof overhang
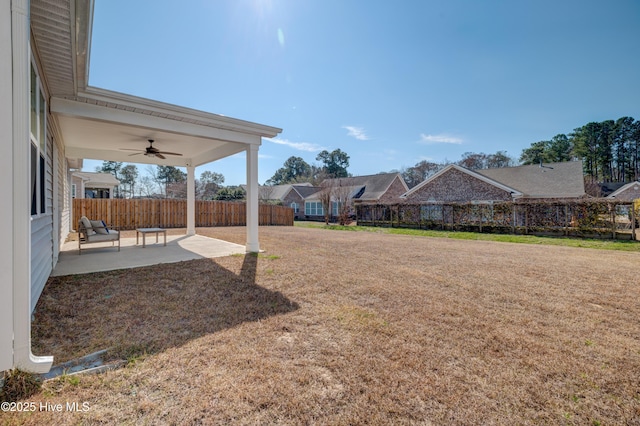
[52,88,281,168]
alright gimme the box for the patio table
[136,227,167,248]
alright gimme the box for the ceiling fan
[120,139,183,160]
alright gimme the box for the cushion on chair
[91,220,109,234]
[87,232,119,242]
[80,216,95,235]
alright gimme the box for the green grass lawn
[295,221,640,252]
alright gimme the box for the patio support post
[10,0,53,373]
[246,144,260,252]
[187,165,195,236]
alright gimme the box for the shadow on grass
[32,253,298,364]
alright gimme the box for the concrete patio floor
[52,234,246,276]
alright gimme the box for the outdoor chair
[77,216,120,254]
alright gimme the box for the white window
[305,201,324,216]
[290,202,299,213]
[30,61,46,216]
[71,184,76,199]
[332,201,342,217]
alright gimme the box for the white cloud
[265,137,325,152]
[343,126,369,141]
[419,133,463,145]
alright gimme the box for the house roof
[72,171,120,186]
[401,164,523,199]
[261,184,297,201]
[258,183,319,201]
[316,173,407,201]
[31,0,281,168]
[291,184,322,198]
[477,161,585,198]
[607,181,640,199]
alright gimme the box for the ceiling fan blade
[158,151,183,156]
[128,152,143,157]
[156,153,166,160]
[120,148,143,152]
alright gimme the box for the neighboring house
[304,173,409,219]
[607,181,640,201]
[401,161,586,203]
[2,0,281,373]
[71,171,120,199]
[258,183,322,219]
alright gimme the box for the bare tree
[318,180,334,225]
[138,176,157,198]
[333,178,354,225]
[259,185,277,204]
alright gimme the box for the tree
[138,175,157,198]
[96,161,123,197]
[486,151,515,168]
[520,141,550,165]
[156,165,186,198]
[458,152,487,170]
[266,156,312,185]
[119,164,138,198]
[572,122,609,182]
[520,117,639,183]
[333,178,354,225]
[197,171,224,200]
[318,180,334,225]
[316,149,350,178]
[401,160,442,188]
[546,134,573,163]
[214,186,245,201]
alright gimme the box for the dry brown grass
[3,226,640,425]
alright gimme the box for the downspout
[0,0,14,373]
[11,0,53,373]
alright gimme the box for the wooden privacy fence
[356,199,639,240]
[73,199,294,230]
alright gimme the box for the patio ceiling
[52,88,281,168]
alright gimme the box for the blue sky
[86,0,640,185]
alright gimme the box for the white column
[10,0,53,373]
[187,165,195,236]
[246,144,260,252]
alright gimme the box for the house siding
[31,122,54,312]
[377,176,408,203]
[282,191,305,218]
[611,183,640,201]
[404,168,513,203]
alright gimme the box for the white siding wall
[30,128,53,312]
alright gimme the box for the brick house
[607,181,640,201]
[401,161,586,203]
[259,183,322,219]
[304,172,409,219]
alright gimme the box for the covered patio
[52,232,246,277]
[55,86,281,253]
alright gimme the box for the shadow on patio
[33,253,299,366]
